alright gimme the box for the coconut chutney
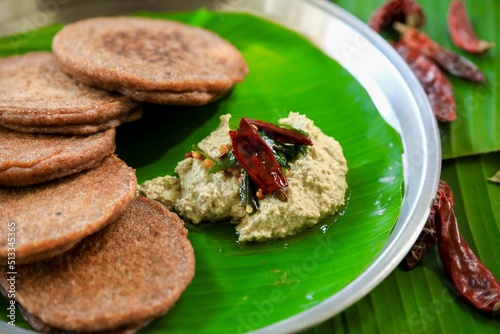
[137,112,348,242]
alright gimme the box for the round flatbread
[0,154,136,264]
[120,88,228,106]
[1,106,143,135]
[1,197,195,333]
[0,127,115,186]
[0,52,138,130]
[52,17,248,104]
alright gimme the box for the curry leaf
[209,151,238,173]
[278,123,310,137]
[239,171,259,214]
[259,131,307,169]
[191,144,214,161]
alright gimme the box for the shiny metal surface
[0,0,440,333]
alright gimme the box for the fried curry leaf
[209,151,238,173]
[230,116,310,138]
[239,171,259,214]
[191,144,214,161]
[259,131,307,169]
[277,123,310,137]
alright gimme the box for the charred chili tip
[368,0,424,33]
[436,193,500,317]
[230,118,288,199]
[448,0,495,54]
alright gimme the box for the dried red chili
[401,180,454,270]
[368,0,424,33]
[401,195,439,270]
[247,119,313,146]
[438,179,454,206]
[391,42,456,122]
[394,22,486,83]
[448,0,495,54]
[230,117,288,199]
[435,193,500,316]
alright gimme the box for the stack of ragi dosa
[0,16,248,333]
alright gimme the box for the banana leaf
[317,151,500,334]
[333,0,500,160]
[0,10,404,333]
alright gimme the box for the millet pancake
[0,197,195,333]
[2,106,143,135]
[0,154,136,264]
[0,127,115,186]
[0,52,138,134]
[52,17,248,105]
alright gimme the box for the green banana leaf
[317,152,500,334]
[0,10,404,333]
[333,0,500,160]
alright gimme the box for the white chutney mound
[139,112,348,242]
